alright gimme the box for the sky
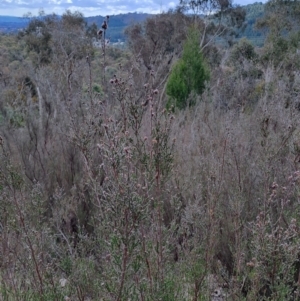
[0,0,264,17]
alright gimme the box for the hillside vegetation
[0,3,269,44]
[0,0,300,300]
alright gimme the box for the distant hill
[0,16,29,33]
[85,12,153,42]
[0,16,29,23]
[0,13,152,42]
[239,2,265,45]
[0,4,266,44]
[85,5,267,44]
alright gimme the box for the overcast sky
[1,0,264,17]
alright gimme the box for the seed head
[97,29,103,38]
[102,20,107,30]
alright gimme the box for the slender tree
[166,29,209,109]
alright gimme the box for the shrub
[166,29,209,110]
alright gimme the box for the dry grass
[1,17,300,300]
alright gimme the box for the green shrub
[166,29,209,110]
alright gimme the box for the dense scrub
[0,2,300,300]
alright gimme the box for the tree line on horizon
[1,2,264,43]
